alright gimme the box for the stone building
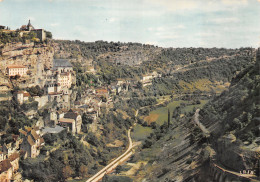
[44,83,61,94]
[20,20,47,42]
[6,65,28,77]
[57,72,72,88]
[0,160,12,182]
[53,59,73,72]
[0,153,20,182]
[58,118,76,134]
[19,128,44,158]
[8,152,20,173]
[64,110,82,133]
[16,91,30,104]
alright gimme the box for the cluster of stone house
[0,128,44,181]
[13,59,74,110]
[0,152,20,182]
[108,80,129,95]
[19,127,45,158]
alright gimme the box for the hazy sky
[0,0,260,48]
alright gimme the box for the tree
[79,165,88,178]
[136,81,143,89]
[168,108,170,128]
[115,165,123,174]
[46,31,52,39]
[62,165,73,179]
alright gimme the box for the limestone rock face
[0,42,54,87]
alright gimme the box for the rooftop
[7,65,26,69]
[42,126,65,134]
[53,59,72,69]
[30,130,40,140]
[0,160,12,173]
[48,92,61,95]
[8,152,20,161]
[64,110,79,120]
[59,118,75,123]
[27,135,35,146]
[23,92,30,97]
[96,89,108,93]
[19,129,27,136]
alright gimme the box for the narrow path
[193,109,210,137]
[86,127,134,182]
[213,163,260,182]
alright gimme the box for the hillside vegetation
[53,40,254,94]
[118,49,260,182]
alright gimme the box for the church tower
[27,20,35,31]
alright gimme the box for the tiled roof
[30,130,40,140]
[64,111,78,120]
[27,135,35,146]
[48,92,61,95]
[20,25,27,30]
[60,108,68,112]
[24,126,32,132]
[59,118,75,124]
[7,65,26,69]
[8,152,19,161]
[96,89,108,93]
[19,129,27,136]
[23,92,30,97]
[0,160,12,173]
[40,138,45,145]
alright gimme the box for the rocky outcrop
[0,41,54,88]
[0,42,54,69]
[97,48,162,66]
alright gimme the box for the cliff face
[0,42,54,69]
[96,47,162,66]
[0,41,54,88]
[51,40,162,66]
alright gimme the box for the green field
[149,100,209,125]
[132,100,208,142]
[132,124,153,141]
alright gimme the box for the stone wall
[33,95,48,109]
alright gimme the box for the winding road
[194,109,210,137]
[86,126,134,182]
[213,163,260,182]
